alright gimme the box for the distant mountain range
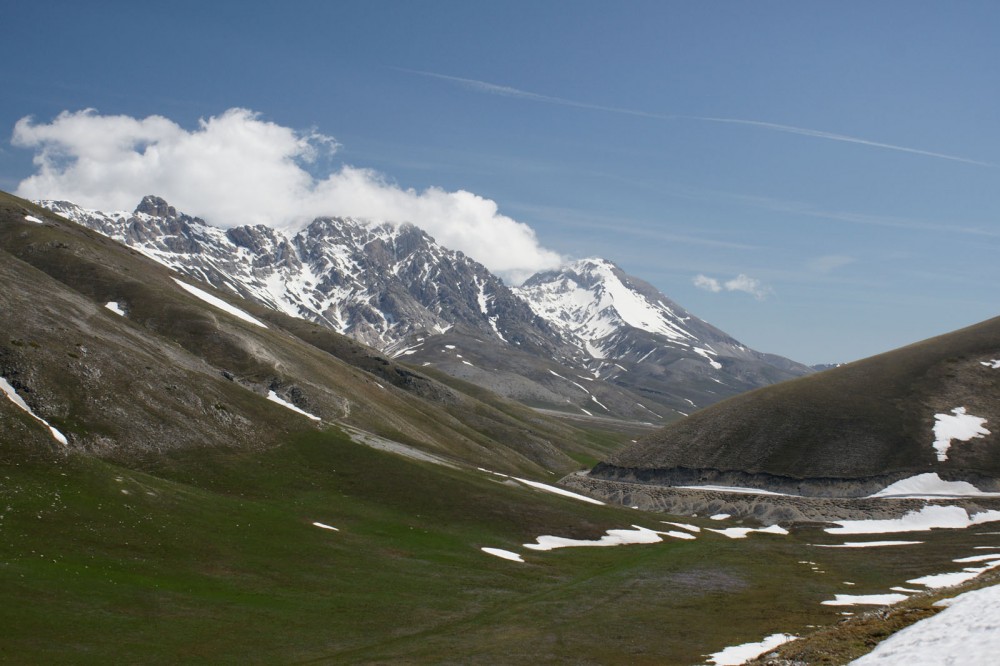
[38,196,811,420]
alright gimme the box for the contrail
[397,69,675,121]
[694,117,993,167]
[403,69,992,167]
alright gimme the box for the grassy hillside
[5,426,1000,663]
[597,316,1000,491]
[0,190,622,476]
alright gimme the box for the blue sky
[2,1,998,364]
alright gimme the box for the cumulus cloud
[693,273,770,299]
[12,108,562,283]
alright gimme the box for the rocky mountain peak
[134,195,177,218]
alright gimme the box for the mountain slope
[1,191,625,475]
[591,316,1000,495]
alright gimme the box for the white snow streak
[24,214,45,224]
[312,521,339,531]
[172,278,268,328]
[0,376,68,445]
[511,477,605,505]
[678,485,794,497]
[815,541,924,548]
[481,547,524,563]
[266,391,321,421]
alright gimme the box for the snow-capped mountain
[515,259,813,412]
[42,196,562,356]
[37,197,810,419]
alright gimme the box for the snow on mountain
[514,258,695,359]
[38,197,809,418]
[514,258,812,407]
[41,196,560,356]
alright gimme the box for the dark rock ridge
[591,316,1000,495]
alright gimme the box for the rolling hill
[589,316,1000,496]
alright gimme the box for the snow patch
[662,521,701,533]
[708,525,789,540]
[980,359,1000,369]
[694,346,723,370]
[815,541,924,548]
[524,525,663,551]
[312,521,339,531]
[869,473,1000,498]
[706,633,797,666]
[825,505,1000,535]
[173,279,267,328]
[678,485,794,497]
[821,593,908,607]
[933,407,990,462]
[266,391,321,421]
[907,559,1000,589]
[481,547,524,563]
[104,301,126,316]
[0,376,68,445]
[710,513,732,520]
[511,477,605,505]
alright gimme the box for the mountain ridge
[37,196,811,419]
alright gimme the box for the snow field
[850,583,1000,665]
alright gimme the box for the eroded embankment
[560,473,1000,523]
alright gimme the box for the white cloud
[12,108,562,283]
[694,273,770,299]
[693,274,722,292]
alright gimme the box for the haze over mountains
[38,196,811,421]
